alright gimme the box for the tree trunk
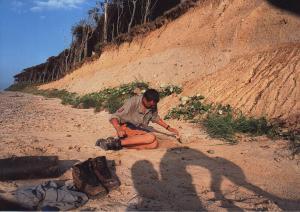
[104,1,108,43]
[128,0,137,33]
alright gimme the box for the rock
[274,158,281,162]
[160,83,167,88]
[181,96,189,102]
[77,103,84,109]
[207,150,215,154]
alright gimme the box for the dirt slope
[184,44,300,129]
[39,0,300,127]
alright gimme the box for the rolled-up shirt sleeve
[151,110,161,123]
[109,99,133,123]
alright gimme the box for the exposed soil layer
[184,44,300,129]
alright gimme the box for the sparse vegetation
[165,95,278,144]
[203,113,237,143]
[165,95,211,120]
[159,85,182,98]
[6,82,182,114]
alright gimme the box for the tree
[127,0,138,33]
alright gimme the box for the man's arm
[109,98,134,137]
[110,118,126,138]
[154,118,179,136]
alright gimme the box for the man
[97,89,179,150]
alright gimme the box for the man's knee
[147,139,158,149]
[145,133,156,144]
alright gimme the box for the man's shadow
[130,147,299,211]
[266,0,300,16]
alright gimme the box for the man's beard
[142,99,156,109]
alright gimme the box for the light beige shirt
[110,95,160,127]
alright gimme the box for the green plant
[234,115,271,135]
[165,95,280,143]
[164,95,211,120]
[104,95,125,113]
[8,81,183,115]
[79,93,103,109]
[203,112,277,143]
[203,113,236,143]
[159,85,182,98]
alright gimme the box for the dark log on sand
[0,156,61,181]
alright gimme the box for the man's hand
[110,118,127,138]
[155,118,180,137]
[167,126,179,136]
[116,127,126,138]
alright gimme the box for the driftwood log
[0,156,61,181]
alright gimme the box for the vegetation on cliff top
[13,0,199,85]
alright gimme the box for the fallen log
[0,156,61,181]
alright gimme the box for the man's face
[142,97,157,109]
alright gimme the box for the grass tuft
[203,113,236,143]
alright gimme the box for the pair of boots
[72,156,120,198]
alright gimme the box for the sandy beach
[0,91,299,210]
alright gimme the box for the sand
[3,0,300,210]
[0,91,299,210]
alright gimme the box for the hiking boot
[72,159,107,198]
[95,137,122,151]
[91,156,120,191]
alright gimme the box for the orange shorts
[120,124,149,137]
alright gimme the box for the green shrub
[159,85,182,98]
[8,81,182,115]
[79,93,103,109]
[164,95,211,120]
[203,112,276,143]
[234,115,271,135]
[61,94,80,106]
[165,94,279,143]
[203,113,236,143]
[105,95,125,113]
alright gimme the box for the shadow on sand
[266,0,300,16]
[130,147,299,211]
[0,156,78,181]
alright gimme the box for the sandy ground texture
[39,0,300,128]
[0,91,299,211]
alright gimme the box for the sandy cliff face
[184,44,300,129]
[40,0,300,128]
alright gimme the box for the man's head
[142,89,160,109]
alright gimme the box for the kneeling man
[97,89,179,150]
